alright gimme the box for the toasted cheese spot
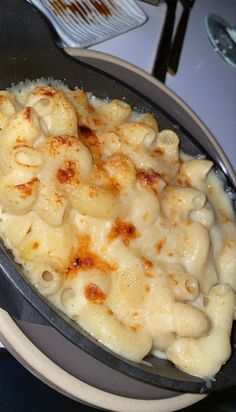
[100,177,120,195]
[53,190,65,204]
[15,137,28,146]
[108,218,138,245]
[56,160,78,184]
[145,285,151,292]
[78,124,101,164]
[32,241,39,249]
[107,154,134,178]
[46,135,75,157]
[15,178,38,198]
[65,234,115,278]
[84,283,106,304]
[132,310,139,317]
[145,272,154,278]
[57,169,72,184]
[142,212,149,221]
[66,251,113,277]
[137,169,160,186]
[142,257,153,270]
[186,283,195,293]
[32,87,56,98]
[0,95,7,104]
[107,309,113,315]
[218,209,231,224]
[155,148,165,156]
[73,256,94,268]
[186,220,193,226]
[156,238,166,255]
[78,125,93,138]
[177,175,191,187]
[131,324,141,332]
[168,273,179,286]
[89,186,99,198]
[24,107,31,120]
[78,124,100,148]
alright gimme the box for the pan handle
[0,0,83,89]
[0,0,59,54]
[0,0,71,88]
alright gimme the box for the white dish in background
[27,0,147,47]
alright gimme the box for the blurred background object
[205,14,236,69]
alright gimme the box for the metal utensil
[152,0,178,82]
[168,0,195,75]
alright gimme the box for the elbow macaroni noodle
[0,83,235,379]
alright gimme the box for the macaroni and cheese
[0,83,235,379]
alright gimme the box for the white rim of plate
[0,309,204,412]
[0,48,213,412]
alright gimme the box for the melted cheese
[0,81,235,379]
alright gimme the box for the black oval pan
[0,0,235,394]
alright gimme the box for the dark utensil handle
[152,0,178,83]
[168,5,190,75]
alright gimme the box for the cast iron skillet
[0,0,235,393]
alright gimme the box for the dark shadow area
[0,350,235,412]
